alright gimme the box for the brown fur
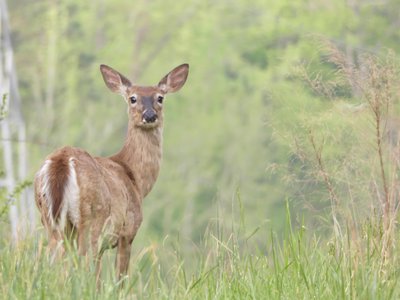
[48,153,70,222]
[34,63,189,283]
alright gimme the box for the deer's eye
[157,95,164,104]
[130,96,137,104]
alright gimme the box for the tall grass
[1,203,400,299]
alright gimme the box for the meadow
[1,204,400,299]
[2,1,400,299]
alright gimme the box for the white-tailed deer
[34,63,189,281]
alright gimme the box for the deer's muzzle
[142,109,157,123]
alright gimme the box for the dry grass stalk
[295,40,400,263]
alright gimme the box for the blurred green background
[7,0,400,248]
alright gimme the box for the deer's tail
[35,154,80,230]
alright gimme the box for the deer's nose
[143,110,157,123]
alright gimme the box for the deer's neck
[112,120,163,198]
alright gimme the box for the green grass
[1,210,399,300]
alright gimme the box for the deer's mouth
[138,118,159,129]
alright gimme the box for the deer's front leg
[115,237,132,280]
[115,209,142,281]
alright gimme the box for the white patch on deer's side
[38,159,56,228]
[64,157,80,227]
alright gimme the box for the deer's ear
[158,64,189,93]
[100,64,131,94]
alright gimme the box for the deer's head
[100,64,189,129]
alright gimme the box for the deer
[34,63,189,281]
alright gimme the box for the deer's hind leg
[90,214,115,285]
[35,186,63,259]
[77,218,90,256]
[37,205,65,260]
[46,230,65,261]
[75,217,105,288]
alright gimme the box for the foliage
[7,0,400,242]
[0,180,32,219]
